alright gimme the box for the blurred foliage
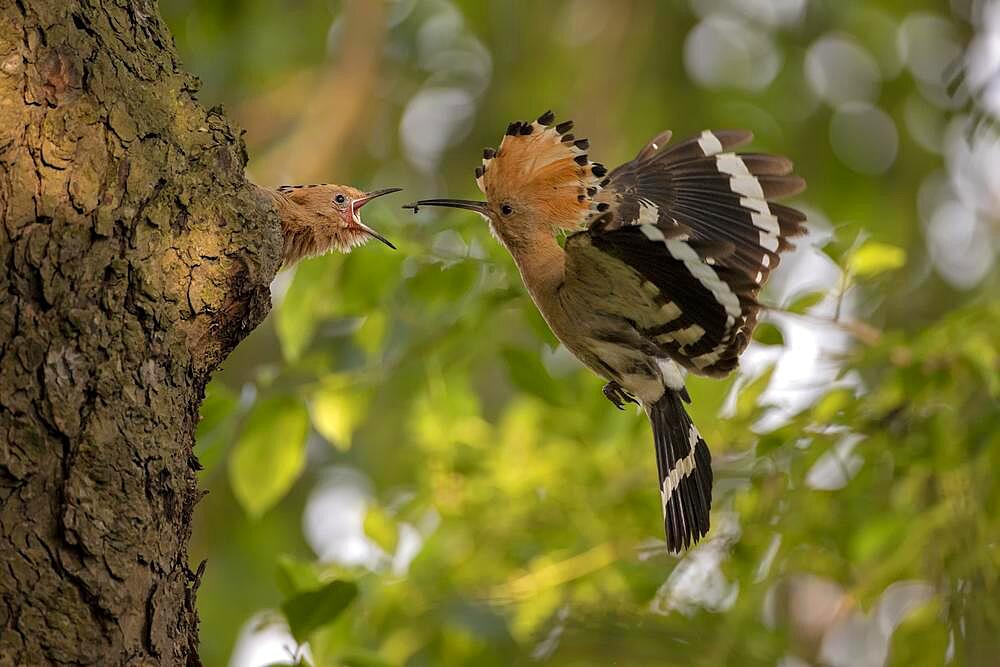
[164,1,1000,666]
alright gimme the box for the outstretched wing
[566,129,806,376]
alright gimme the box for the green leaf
[276,249,402,363]
[786,290,826,314]
[756,425,798,456]
[522,302,560,349]
[195,381,239,475]
[275,555,324,599]
[310,379,370,451]
[685,373,737,446]
[820,234,853,267]
[363,504,399,554]
[405,260,481,309]
[229,395,310,518]
[276,257,342,362]
[500,346,564,405]
[355,312,387,358]
[848,241,906,278]
[736,365,775,419]
[886,599,948,667]
[335,249,405,313]
[341,650,396,667]
[282,580,359,644]
[752,322,784,347]
[812,388,855,424]
[850,514,906,562]
[959,331,1000,398]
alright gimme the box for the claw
[603,381,638,410]
[603,383,625,410]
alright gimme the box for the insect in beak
[351,187,401,249]
[402,198,490,220]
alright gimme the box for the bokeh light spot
[830,102,899,174]
[806,35,882,106]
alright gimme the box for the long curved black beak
[402,198,490,217]
[352,187,402,249]
[358,187,404,204]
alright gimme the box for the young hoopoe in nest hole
[406,111,806,553]
[266,183,401,268]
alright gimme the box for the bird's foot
[603,381,639,410]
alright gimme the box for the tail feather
[646,390,713,552]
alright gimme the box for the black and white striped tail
[646,390,713,552]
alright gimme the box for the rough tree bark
[0,0,281,664]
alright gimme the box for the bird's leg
[603,381,639,410]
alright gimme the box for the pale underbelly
[531,284,684,403]
[557,331,681,404]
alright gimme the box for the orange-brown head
[271,184,400,268]
[404,111,606,250]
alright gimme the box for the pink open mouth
[350,187,401,249]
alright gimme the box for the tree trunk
[0,1,281,664]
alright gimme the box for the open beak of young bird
[402,198,490,219]
[352,188,402,249]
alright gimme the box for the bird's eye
[334,194,347,205]
[500,203,514,216]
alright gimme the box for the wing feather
[577,129,806,375]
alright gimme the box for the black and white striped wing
[564,223,747,377]
[585,129,807,376]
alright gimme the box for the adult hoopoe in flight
[405,111,806,552]
[264,184,401,268]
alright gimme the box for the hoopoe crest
[475,112,606,235]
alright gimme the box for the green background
[161,1,999,665]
